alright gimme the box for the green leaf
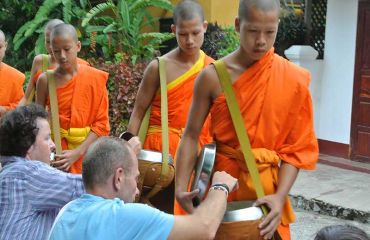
[82,2,115,27]
[117,0,130,27]
[129,0,173,14]
[62,0,72,23]
[103,23,118,34]
[34,33,46,55]
[85,25,108,33]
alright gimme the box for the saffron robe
[144,51,214,158]
[0,63,25,110]
[48,64,110,173]
[32,57,89,85]
[210,49,318,240]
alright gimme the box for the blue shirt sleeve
[25,161,85,211]
[117,203,174,240]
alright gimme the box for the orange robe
[0,63,25,110]
[32,57,89,85]
[143,51,213,215]
[144,51,214,157]
[210,49,318,240]
[48,64,110,173]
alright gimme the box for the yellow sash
[60,127,90,150]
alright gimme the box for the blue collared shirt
[0,156,85,240]
[49,194,174,240]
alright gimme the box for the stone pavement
[289,154,370,239]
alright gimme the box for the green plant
[274,4,307,57]
[91,57,148,135]
[0,0,41,71]
[13,0,90,56]
[202,23,239,60]
[216,26,239,58]
[81,0,174,63]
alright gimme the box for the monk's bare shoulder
[32,54,45,71]
[36,72,48,89]
[140,58,160,91]
[194,64,222,100]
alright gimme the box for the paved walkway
[290,154,370,238]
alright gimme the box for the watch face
[119,131,134,141]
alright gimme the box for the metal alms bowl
[190,143,216,204]
[223,201,263,222]
[138,149,174,165]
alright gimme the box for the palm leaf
[62,0,73,23]
[117,0,130,27]
[24,0,62,37]
[103,23,118,34]
[129,0,173,14]
[34,33,46,55]
[82,2,115,27]
[13,21,33,50]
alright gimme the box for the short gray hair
[82,137,134,190]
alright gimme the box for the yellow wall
[146,0,238,32]
[198,0,238,26]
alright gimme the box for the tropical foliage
[81,0,174,63]
[91,57,148,135]
[202,23,239,60]
[12,0,90,57]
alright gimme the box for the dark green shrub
[91,58,148,136]
[202,23,239,60]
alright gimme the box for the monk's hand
[255,193,285,240]
[128,136,142,156]
[53,149,82,172]
[175,189,199,214]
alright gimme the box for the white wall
[317,0,358,144]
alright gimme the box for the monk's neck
[234,48,257,69]
[56,64,79,76]
[176,47,200,64]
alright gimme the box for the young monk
[125,0,213,214]
[175,0,318,239]
[18,19,89,106]
[36,23,110,174]
[0,30,25,117]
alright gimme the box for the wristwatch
[209,183,229,196]
[119,131,135,141]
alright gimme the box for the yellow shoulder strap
[144,57,170,199]
[213,60,269,214]
[47,70,62,155]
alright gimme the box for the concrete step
[290,158,370,224]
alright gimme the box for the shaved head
[173,0,204,25]
[0,29,5,42]
[238,0,280,21]
[45,19,64,32]
[50,23,78,42]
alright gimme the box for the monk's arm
[170,171,237,240]
[175,67,218,212]
[257,89,318,239]
[127,60,160,135]
[35,73,48,107]
[18,55,43,106]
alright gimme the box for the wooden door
[350,0,370,163]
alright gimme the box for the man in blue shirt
[0,104,85,240]
[49,137,238,240]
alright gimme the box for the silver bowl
[138,149,174,165]
[190,143,216,205]
[223,201,263,222]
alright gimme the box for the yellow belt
[60,127,90,150]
